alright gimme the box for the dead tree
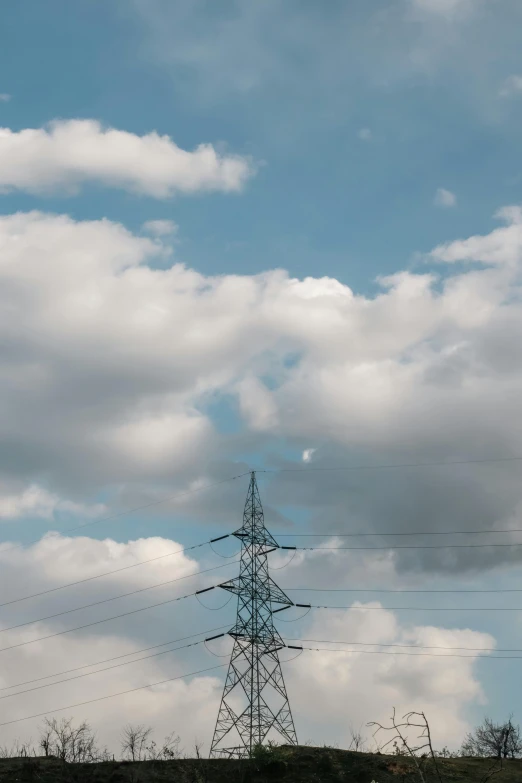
[368,708,443,783]
[39,717,105,763]
[348,723,367,752]
[121,724,152,762]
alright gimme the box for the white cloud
[0,536,222,753]
[0,211,218,491]
[287,605,493,749]
[358,128,372,141]
[0,484,104,521]
[237,376,279,431]
[2,207,522,575]
[0,532,200,593]
[302,448,316,463]
[430,204,522,265]
[434,187,457,208]
[0,94,10,103]
[0,120,255,198]
[0,532,495,752]
[499,74,522,98]
[142,219,178,236]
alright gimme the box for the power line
[0,539,223,610]
[285,587,522,594]
[0,626,230,692]
[17,620,517,688]
[284,636,521,654]
[0,559,238,635]
[293,645,522,661]
[261,456,522,474]
[8,636,516,722]
[195,593,234,611]
[0,471,249,555]
[276,527,522,538]
[0,663,229,728]
[293,543,522,551]
[0,632,230,702]
[0,640,208,701]
[284,604,522,612]
[0,583,229,655]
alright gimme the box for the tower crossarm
[217,578,294,607]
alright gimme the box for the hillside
[3,745,522,782]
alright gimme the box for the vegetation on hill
[2,744,522,783]
[3,711,522,782]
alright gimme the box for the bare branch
[368,708,444,783]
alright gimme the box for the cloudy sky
[1,0,522,756]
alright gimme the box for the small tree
[121,725,181,762]
[461,716,522,759]
[144,731,181,760]
[38,717,105,763]
[348,723,366,752]
[0,739,35,758]
[121,724,152,762]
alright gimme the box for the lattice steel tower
[210,471,298,758]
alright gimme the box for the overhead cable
[0,560,239,635]
[292,543,522,551]
[284,586,522,594]
[0,664,229,727]
[0,625,230,692]
[260,455,522,474]
[1,471,249,555]
[276,527,522,538]
[280,603,522,612]
[0,629,233,701]
[0,639,210,701]
[291,644,522,661]
[0,537,230,610]
[0,585,226,655]
[283,636,521,654]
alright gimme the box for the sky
[1,0,522,757]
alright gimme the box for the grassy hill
[2,744,522,782]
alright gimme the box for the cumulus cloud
[0,484,104,521]
[0,531,494,752]
[0,120,254,198]
[0,531,236,751]
[237,376,279,431]
[286,605,493,748]
[0,602,489,753]
[431,204,522,265]
[0,605,224,753]
[0,533,202,603]
[0,211,216,493]
[2,207,522,573]
[434,187,457,208]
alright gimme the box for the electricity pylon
[209,471,298,758]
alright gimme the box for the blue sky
[3,0,522,287]
[2,0,522,755]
